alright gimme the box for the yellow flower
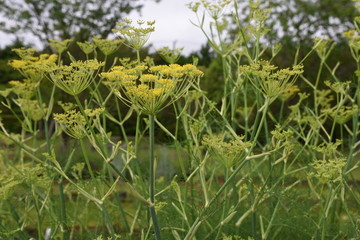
[53,110,87,139]
[240,60,303,103]
[48,59,104,95]
[9,53,58,82]
[102,63,203,114]
[12,47,37,60]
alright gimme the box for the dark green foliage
[0,0,160,45]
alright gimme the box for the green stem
[184,102,269,240]
[149,114,162,240]
[58,180,69,240]
[31,186,43,240]
[136,50,141,64]
[319,184,334,240]
[214,168,229,240]
[80,139,95,179]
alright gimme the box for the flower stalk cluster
[48,60,104,95]
[101,63,203,114]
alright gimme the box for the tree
[0,0,160,46]
[264,0,358,43]
[233,0,358,45]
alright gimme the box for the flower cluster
[53,110,88,139]
[113,19,155,50]
[15,98,46,121]
[9,50,58,82]
[343,30,360,51]
[49,39,72,54]
[202,134,251,168]
[313,38,333,59]
[309,158,346,183]
[309,140,346,183]
[101,63,203,114]
[92,37,123,56]
[8,79,37,99]
[77,41,96,55]
[188,0,232,19]
[48,59,104,95]
[157,46,183,64]
[278,84,300,102]
[240,60,304,103]
[323,105,358,125]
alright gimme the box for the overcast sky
[0,0,208,55]
[130,0,208,55]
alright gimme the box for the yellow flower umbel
[112,19,155,50]
[9,79,38,99]
[12,47,37,60]
[9,51,58,82]
[53,107,104,140]
[53,109,87,139]
[48,60,104,95]
[101,63,203,114]
[240,60,303,104]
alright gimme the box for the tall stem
[149,114,162,240]
[184,101,269,240]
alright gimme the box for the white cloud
[129,0,208,55]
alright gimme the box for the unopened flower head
[77,41,96,55]
[48,59,104,95]
[313,38,333,59]
[202,134,251,168]
[15,98,46,121]
[271,125,294,150]
[324,80,351,94]
[323,105,358,125]
[101,63,203,114]
[9,79,37,99]
[53,109,87,139]
[343,30,360,53]
[113,19,155,50]
[240,60,303,103]
[12,47,37,60]
[92,37,123,56]
[309,158,346,183]
[157,46,184,64]
[49,39,72,54]
[191,0,232,20]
